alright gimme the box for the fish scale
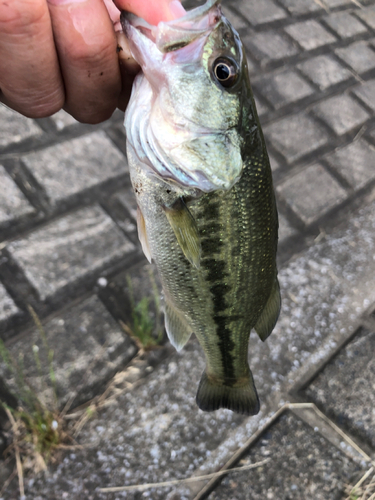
[122,0,280,415]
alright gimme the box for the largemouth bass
[121,0,280,415]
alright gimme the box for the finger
[0,0,64,118]
[114,0,186,25]
[47,0,122,124]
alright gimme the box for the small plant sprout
[121,269,164,350]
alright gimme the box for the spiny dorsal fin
[137,206,152,263]
[164,298,192,351]
[163,197,201,269]
[255,277,281,342]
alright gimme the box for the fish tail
[195,371,260,415]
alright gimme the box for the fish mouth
[120,0,221,55]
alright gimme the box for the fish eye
[213,57,238,88]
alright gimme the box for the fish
[121,0,280,415]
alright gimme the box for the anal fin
[255,277,281,342]
[163,197,201,269]
[137,206,152,263]
[164,298,192,351]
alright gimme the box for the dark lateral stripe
[198,194,237,383]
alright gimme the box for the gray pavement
[1,0,375,498]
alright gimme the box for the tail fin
[196,371,260,415]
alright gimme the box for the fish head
[122,0,253,192]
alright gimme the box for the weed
[345,467,375,500]
[122,269,164,349]
[0,306,76,498]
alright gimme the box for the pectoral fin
[163,197,201,269]
[255,277,281,342]
[164,298,192,351]
[137,207,152,263]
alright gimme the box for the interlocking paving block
[221,6,249,30]
[21,131,127,206]
[325,139,375,190]
[0,106,42,148]
[323,11,368,39]
[50,109,79,131]
[278,0,322,15]
[208,412,361,500]
[243,31,299,65]
[268,153,281,172]
[285,20,337,51]
[104,187,138,237]
[276,164,348,225]
[255,97,269,118]
[99,261,163,333]
[335,41,375,74]
[352,78,375,112]
[253,70,314,109]
[1,295,137,407]
[355,5,375,30]
[7,205,135,301]
[312,94,370,135]
[235,0,287,25]
[264,113,328,162]
[0,164,35,226]
[0,282,20,324]
[303,328,375,449]
[278,213,298,241]
[297,54,352,90]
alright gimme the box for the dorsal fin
[163,197,201,269]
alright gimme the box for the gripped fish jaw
[120,0,222,76]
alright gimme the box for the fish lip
[120,0,221,53]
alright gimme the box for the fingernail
[169,0,187,19]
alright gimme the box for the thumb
[113,0,186,25]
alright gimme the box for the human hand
[0,0,185,124]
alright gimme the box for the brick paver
[303,327,375,449]
[208,412,362,500]
[323,11,368,39]
[0,106,42,148]
[297,55,353,90]
[0,165,35,226]
[20,131,127,206]
[0,283,19,324]
[253,70,314,109]
[335,41,375,74]
[264,113,328,162]
[7,205,135,301]
[312,94,370,135]
[285,20,337,51]
[2,0,375,498]
[325,139,375,189]
[276,164,348,225]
